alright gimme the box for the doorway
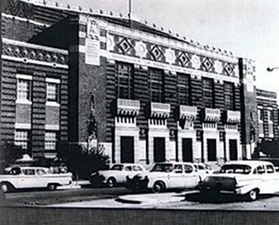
[120,136,134,163]
[182,138,193,162]
[154,137,165,162]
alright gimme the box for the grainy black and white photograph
[1,0,279,224]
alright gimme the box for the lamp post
[267,67,279,72]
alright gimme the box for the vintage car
[89,163,146,187]
[0,166,73,193]
[199,160,279,201]
[126,162,202,193]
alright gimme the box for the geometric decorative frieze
[191,54,200,69]
[178,52,190,67]
[150,45,163,61]
[201,108,221,123]
[201,57,213,72]
[214,60,223,74]
[178,105,197,121]
[223,110,241,124]
[223,63,234,76]
[117,37,132,54]
[5,0,34,20]
[2,39,68,66]
[135,41,147,58]
[150,102,170,118]
[116,98,140,117]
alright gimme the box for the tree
[0,142,23,172]
[56,142,110,180]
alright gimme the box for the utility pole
[128,0,132,26]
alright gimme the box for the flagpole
[128,0,132,26]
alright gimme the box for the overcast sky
[53,0,279,97]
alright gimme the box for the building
[0,0,261,166]
[256,89,279,143]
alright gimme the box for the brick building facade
[0,0,270,166]
[256,89,279,143]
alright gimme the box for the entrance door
[229,139,238,160]
[154,137,165,162]
[182,138,193,162]
[120,136,134,163]
[207,139,216,161]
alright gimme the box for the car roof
[112,163,142,166]
[8,166,49,170]
[223,160,274,167]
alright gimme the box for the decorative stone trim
[178,105,197,121]
[116,98,140,117]
[149,102,171,118]
[223,110,241,124]
[201,108,221,123]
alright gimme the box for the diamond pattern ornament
[224,63,234,76]
[135,41,147,58]
[201,57,213,72]
[178,52,190,67]
[150,45,163,61]
[118,38,132,54]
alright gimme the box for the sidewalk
[116,190,199,205]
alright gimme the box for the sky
[52,0,279,98]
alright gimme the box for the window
[224,82,235,110]
[202,78,214,108]
[15,130,29,150]
[173,165,183,173]
[258,109,264,121]
[47,82,59,102]
[268,110,274,138]
[45,132,57,152]
[266,165,275,174]
[116,62,134,99]
[22,169,35,175]
[178,73,191,105]
[149,68,164,102]
[17,78,31,102]
[184,165,193,173]
[133,166,143,171]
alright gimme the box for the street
[1,187,279,225]
[2,186,279,210]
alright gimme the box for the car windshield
[110,165,124,171]
[151,163,173,172]
[219,164,252,174]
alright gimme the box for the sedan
[89,163,146,187]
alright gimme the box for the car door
[36,168,49,187]
[184,164,200,189]
[168,164,185,189]
[21,168,37,188]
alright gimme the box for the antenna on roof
[128,0,132,26]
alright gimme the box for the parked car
[89,163,146,187]
[0,166,73,193]
[194,163,213,180]
[126,162,202,193]
[199,160,279,201]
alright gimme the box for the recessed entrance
[153,137,165,162]
[207,139,216,161]
[182,138,193,162]
[229,139,238,160]
[120,136,134,163]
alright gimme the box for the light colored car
[0,166,73,193]
[126,162,202,193]
[199,160,279,201]
[194,163,213,180]
[89,163,146,187]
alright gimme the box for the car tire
[0,183,13,193]
[246,189,259,201]
[107,177,116,188]
[152,181,165,193]
[47,183,57,191]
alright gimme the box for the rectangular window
[15,130,29,150]
[224,82,235,110]
[47,83,59,102]
[258,109,264,137]
[202,78,214,108]
[17,78,31,102]
[45,132,57,152]
[268,110,274,138]
[149,68,164,102]
[178,73,191,105]
[116,62,134,99]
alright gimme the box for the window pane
[178,74,190,105]
[15,130,29,150]
[116,62,134,99]
[17,79,31,101]
[224,82,234,110]
[202,78,214,108]
[47,83,59,102]
[45,132,57,151]
[149,68,164,102]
